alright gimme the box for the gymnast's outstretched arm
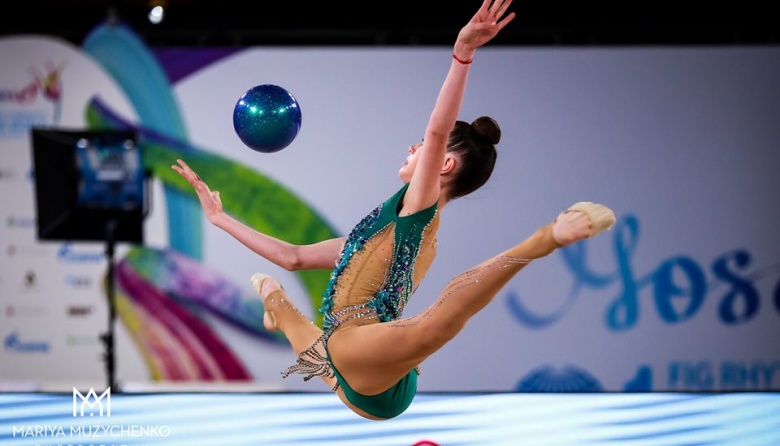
[172,158,345,271]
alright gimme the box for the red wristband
[452,53,473,65]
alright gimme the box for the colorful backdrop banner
[1,29,779,392]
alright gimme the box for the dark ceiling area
[4,0,779,47]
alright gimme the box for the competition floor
[1,391,778,445]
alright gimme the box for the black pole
[100,218,119,392]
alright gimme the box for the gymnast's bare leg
[327,203,615,395]
[250,276,338,391]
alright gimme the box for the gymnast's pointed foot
[250,272,282,332]
[552,202,616,246]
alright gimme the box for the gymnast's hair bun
[471,116,501,145]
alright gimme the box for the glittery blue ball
[233,84,302,153]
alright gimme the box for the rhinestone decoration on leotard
[281,334,334,383]
[320,204,384,333]
[321,209,437,332]
[324,303,379,330]
[369,217,430,322]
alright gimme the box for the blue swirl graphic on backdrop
[83,22,202,259]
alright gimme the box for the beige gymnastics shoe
[250,272,279,331]
[553,202,616,246]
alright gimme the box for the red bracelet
[452,53,473,65]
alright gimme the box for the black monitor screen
[30,128,145,244]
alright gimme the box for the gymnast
[172,0,615,420]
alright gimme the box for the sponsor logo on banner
[57,243,104,264]
[5,215,36,228]
[0,110,48,139]
[4,304,47,318]
[6,243,48,257]
[508,214,780,331]
[64,274,93,289]
[3,332,49,353]
[0,61,66,138]
[67,305,94,317]
[66,334,100,346]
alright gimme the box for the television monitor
[30,128,146,244]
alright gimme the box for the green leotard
[284,182,440,419]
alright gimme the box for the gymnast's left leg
[250,274,338,390]
[327,202,616,394]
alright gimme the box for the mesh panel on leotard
[320,183,439,335]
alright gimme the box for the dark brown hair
[445,116,500,199]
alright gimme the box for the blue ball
[233,84,302,153]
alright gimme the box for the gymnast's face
[398,141,423,183]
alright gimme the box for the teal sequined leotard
[283,182,440,419]
[320,182,439,333]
